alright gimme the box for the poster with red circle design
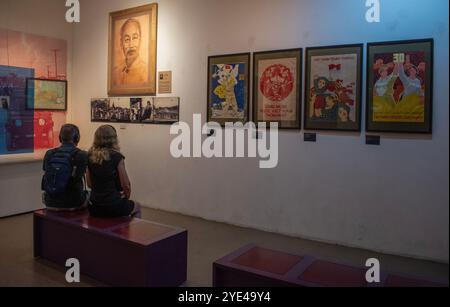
[257,58,297,122]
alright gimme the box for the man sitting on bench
[42,124,89,211]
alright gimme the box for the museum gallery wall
[69,0,445,263]
[1,0,447,262]
[81,2,434,135]
[0,27,67,161]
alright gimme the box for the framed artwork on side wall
[0,28,68,164]
[304,44,363,131]
[366,39,433,133]
[253,48,302,129]
[207,53,250,126]
[26,78,68,111]
[108,3,158,96]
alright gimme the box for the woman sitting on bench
[87,125,141,218]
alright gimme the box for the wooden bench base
[34,209,188,287]
[213,244,448,287]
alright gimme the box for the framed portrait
[108,3,158,96]
[253,48,302,129]
[366,39,433,134]
[207,53,250,126]
[26,78,68,111]
[304,44,363,131]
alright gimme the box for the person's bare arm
[117,159,131,199]
[86,168,92,189]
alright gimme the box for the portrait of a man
[108,4,158,96]
[112,18,148,86]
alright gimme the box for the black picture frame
[207,53,251,127]
[366,39,434,134]
[26,78,68,112]
[91,97,180,125]
[253,48,302,130]
[304,44,363,132]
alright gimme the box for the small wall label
[304,133,317,143]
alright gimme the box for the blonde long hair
[89,125,120,165]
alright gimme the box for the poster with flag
[304,45,363,131]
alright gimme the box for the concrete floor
[0,207,448,287]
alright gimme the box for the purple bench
[213,244,448,288]
[34,209,188,287]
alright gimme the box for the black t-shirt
[43,144,88,208]
[88,150,125,206]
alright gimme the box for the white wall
[1,0,447,263]
[72,0,449,262]
[0,0,73,217]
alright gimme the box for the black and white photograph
[91,97,132,123]
[140,98,154,123]
[153,97,180,124]
[130,98,142,123]
[91,97,179,124]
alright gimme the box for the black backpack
[42,147,79,196]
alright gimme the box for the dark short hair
[59,124,80,144]
[337,103,351,114]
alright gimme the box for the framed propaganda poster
[253,48,302,129]
[366,39,433,133]
[207,53,250,126]
[304,44,363,131]
[108,3,158,96]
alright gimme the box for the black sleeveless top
[88,150,124,206]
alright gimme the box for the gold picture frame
[108,3,158,96]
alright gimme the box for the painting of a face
[408,67,418,79]
[214,65,238,85]
[108,4,158,96]
[418,62,426,72]
[121,19,141,63]
[318,79,326,89]
[326,95,337,109]
[338,107,349,122]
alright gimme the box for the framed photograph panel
[91,96,179,125]
[207,53,250,126]
[366,39,433,133]
[304,44,363,131]
[253,48,302,129]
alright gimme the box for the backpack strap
[68,147,81,177]
[53,146,80,177]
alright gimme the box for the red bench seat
[213,244,448,287]
[34,209,188,287]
